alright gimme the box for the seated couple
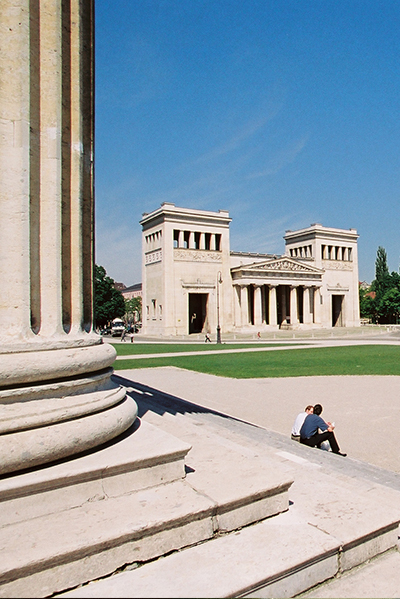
[291,404,346,457]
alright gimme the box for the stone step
[0,419,191,525]
[0,415,292,598]
[58,509,341,598]
[55,476,400,599]
[301,548,400,598]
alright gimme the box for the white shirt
[291,412,308,436]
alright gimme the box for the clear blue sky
[94,0,400,286]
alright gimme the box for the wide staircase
[1,376,400,598]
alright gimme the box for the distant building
[113,282,127,292]
[140,203,360,336]
[121,283,142,300]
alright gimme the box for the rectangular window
[173,229,179,248]
[215,233,221,251]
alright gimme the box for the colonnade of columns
[0,0,137,476]
[175,230,221,251]
[234,283,322,329]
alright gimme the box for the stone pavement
[116,367,400,474]
[57,362,400,598]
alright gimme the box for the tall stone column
[313,286,322,324]
[269,285,277,326]
[281,286,287,324]
[254,285,262,326]
[290,286,298,325]
[303,286,312,325]
[0,0,137,476]
[233,284,241,327]
[240,285,248,327]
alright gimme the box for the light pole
[216,270,222,344]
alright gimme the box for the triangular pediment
[232,257,324,275]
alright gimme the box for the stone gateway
[141,203,360,336]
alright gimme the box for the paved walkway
[110,364,400,598]
[112,328,400,472]
[116,366,400,475]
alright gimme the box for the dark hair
[313,404,323,416]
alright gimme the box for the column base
[0,342,138,476]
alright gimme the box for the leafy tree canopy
[362,247,400,324]
[125,297,142,323]
[372,246,392,297]
[94,264,125,327]
[381,288,400,321]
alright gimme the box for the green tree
[381,288,400,324]
[372,246,391,299]
[359,285,378,323]
[94,264,125,327]
[124,297,142,324]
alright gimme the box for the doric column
[178,230,184,248]
[281,286,287,324]
[240,285,249,327]
[199,232,205,250]
[290,286,299,325]
[303,286,312,325]
[233,284,241,327]
[210,234,216,250]
[261,285,267,324]
[269,285,278,326]
[189,231,195,249]
[313,286,322,324]
[0,0,137,476]
[254,285,262,326]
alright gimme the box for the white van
[111,318,125,337]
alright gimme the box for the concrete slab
[117,367,400,474]
[3,365,400,598]
[0,381,293,598]
[301,550,400,598]
[0,419,191,501]
[58,511,340,599]
[0,479,216,598]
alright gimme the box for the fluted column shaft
[0,0,31,340]
[240,285,249,326]
[303,286,312,325]
[313,286,322,324]
[0,0,137,476]
[254,285,262,326]
[269,285,277,326]
[290,286,298,325]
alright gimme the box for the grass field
[112,343,400,378]
[112,342,294,355]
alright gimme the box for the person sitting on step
[300,403,346,457]
[291,405,314,442]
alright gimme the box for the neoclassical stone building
[141,203,360,336]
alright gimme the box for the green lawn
[111,342,292,356]
[113,344,400,378]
